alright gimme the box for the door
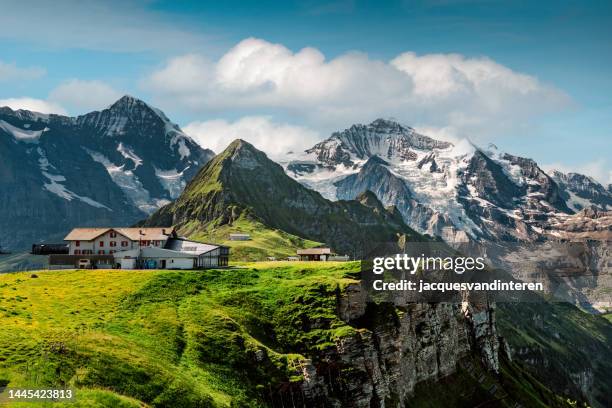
[160,259,166,269]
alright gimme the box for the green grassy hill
[179,215,323,262]
[143,139,421,259]
[498,301,612,407]
[0,265,580,407]
[0,263,359,407]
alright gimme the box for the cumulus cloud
[49,79,122,113]
[0,97,67,115]
[183,116,320,159]
[0,60,45,81]
[143,38,413,125]
[542,159,611,186]
[143,37,570,139]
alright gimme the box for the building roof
[297,247,332,255]
[164,237,222,255]
[64,227,174,241]
[113,247,196,259]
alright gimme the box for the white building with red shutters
[63,227,174,255]
[49,227,229,270]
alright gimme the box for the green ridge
[143,139,424,259]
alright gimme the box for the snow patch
[154,167,187,199]
[566,191,595,212]
[36,147,111,210]
[117,142,143,168]
[177,138,190,159]
[0,119,46,143]
[85,147,157,213]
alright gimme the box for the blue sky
[0,0,610,182]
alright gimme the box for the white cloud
[183,116,320,159]
[143,38,413,125]
[0,60,45,81]
[0,97,67,115]
[143,37,570,139]
[542,159,611,186]
[49,79,121,112]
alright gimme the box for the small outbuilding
[229,233,251,241]
[164,237,229,268]
[297,247,332,261]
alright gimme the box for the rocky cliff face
[0,96,214,249]
[551,171,612,212]
[291,284,500,407]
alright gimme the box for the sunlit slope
[0,264,358,407]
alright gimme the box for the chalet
[297,247,332,261]
[49,227,229,270]
[296,247,350,261]
[64,227,174,255]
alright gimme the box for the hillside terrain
[143,139,424,258]
[0,266,579,407]
[498,301,612,406]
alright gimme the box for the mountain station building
[49,227,229,270]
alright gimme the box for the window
[74,249,81,255]
[110,241,117,247]
[98,250,105,254]
[110,231,117,238]
[99,241,104,247]
[75,241,80,247]
[121,241,128,247]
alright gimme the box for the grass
[0,262,359,407]
[0,263,596,407]
[179,215,323,262]
[497,302,612,407]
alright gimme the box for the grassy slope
[0,263,358,407]
[0,265,575,408]
[178,215,322,262]
[497,302,612,407]
[144,140,419,259]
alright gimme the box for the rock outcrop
[294,284,500,407]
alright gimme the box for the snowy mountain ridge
[283,118,611,243]
[0,95,214,249]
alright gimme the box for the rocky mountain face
[284,119,612,405]
[143,139,424,258]
[0,96,214,249]
[292,285,506,407]
[285,118,611,244]
[551,170,612,212]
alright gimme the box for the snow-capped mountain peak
[302,118,453,168]
[0,98,215,250]
[284,119,612,243]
